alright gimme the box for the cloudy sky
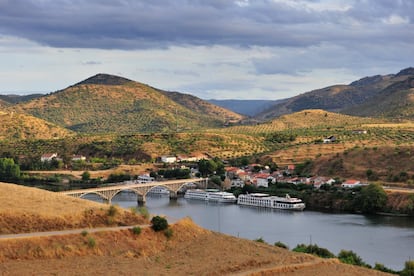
[0,0,413,100]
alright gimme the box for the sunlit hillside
[12,74,244,134]
[0,111,73,140]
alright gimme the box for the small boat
[237,193,305,211]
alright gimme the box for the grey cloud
[0,0,412,49]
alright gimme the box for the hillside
[12,74,244,134]
[0,111,73,140]
[0,182,146,234]
[0,183,390,275]
[163,92,244,122]
[256,67,414,120]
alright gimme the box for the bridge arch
[59,178,208,205]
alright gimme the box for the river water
[88,192,414,271]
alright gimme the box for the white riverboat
[207,191,237,203]
[237,193,305,211]
[148,186,170,195]
[184,189,237,203]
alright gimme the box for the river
[87,192,414,271]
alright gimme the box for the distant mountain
[207,99,285,117]
[0,94,44,104]
[163,92,244,123]
[256,67,414,120]
[0,111,73,140]
[12,74,244,134]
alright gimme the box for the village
[37,151,367,191]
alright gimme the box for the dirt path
[0,224,150,240]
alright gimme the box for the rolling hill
[0,111,73,140]
[256,67,414,120]
[11,74,244,134]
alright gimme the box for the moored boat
[184,189,236,203]
[207,191,237,203]
[237,193,305,211]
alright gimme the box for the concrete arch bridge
[59,178,208,205]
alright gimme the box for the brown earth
[0,183,391,275]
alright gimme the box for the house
[308,176,336,188]
[161,156,177,163]
[41,153,58,162]
[225,167,244,179]
[323,136,336,143]
[254,173,272,188]
[72,155,86,161]
[230,179,245,188]
[341,179,362,188]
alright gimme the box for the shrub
[274,241,289,249]
[81,230,88,237]
[107,205,118,217]
[164,228,173,239]
[132,226,142,235]
[338,250,370,268]
[293,244,335,258]
[151,216,169,232]
[254,237,265,243]
[373,263,397,274]
[87,237,96,248]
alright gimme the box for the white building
[161,156,177,163]
[40,153,58,162]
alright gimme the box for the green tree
[81,171,91,181]
[358,183,387,214]
[198,159,218,177]
[0,158,21,180]
[151,216,169,232]
[401,260,414,276]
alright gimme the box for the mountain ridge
[255,67,414,120]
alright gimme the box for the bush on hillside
[151,216,169,232]
[338,250,371,268]
[293,243,335,258]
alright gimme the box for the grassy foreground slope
[0,183,390,275]
[0,183,146,234]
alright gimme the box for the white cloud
[382,14,409,25]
